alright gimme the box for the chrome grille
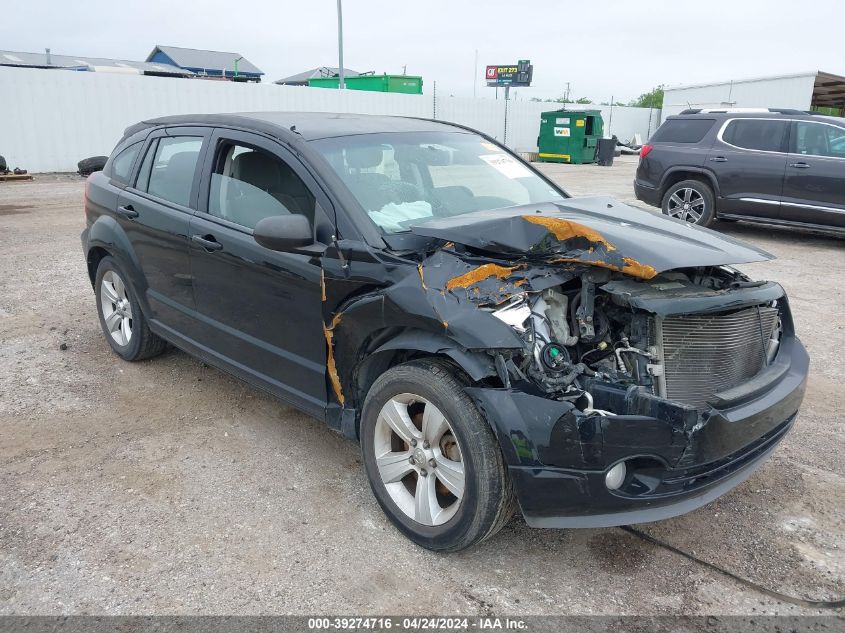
[659,305,779,407]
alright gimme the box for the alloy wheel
[373,393,465,526]
[99,270,133,346]
[667,187,706,223]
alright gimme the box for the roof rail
[679,107,822,116]
[768,108,813,115]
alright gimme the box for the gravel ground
[1,159,843,616]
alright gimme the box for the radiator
[657,305,780,408]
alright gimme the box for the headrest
[344,146,383,169]
[165,151,199,177]
[233,151,282,190]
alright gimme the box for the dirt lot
[1,158,843,615]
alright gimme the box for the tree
[629,86,664,109]
[530,95,593,104]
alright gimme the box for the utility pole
[473,49,478,98]
[337,0,345,89]
[503,85,510,146]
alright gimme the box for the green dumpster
[537,109,604,164]
[308,74,423,94]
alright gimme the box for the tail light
[83,175,92,220]
[639,144,654,159]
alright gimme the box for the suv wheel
[360,359,515,551]
[661,180,715,226]
[95,256,167,361]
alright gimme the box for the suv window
[208,142,315,229]
[109,141,142,184]
[650,119,715,143]
[793,121,845,158]
[137,136,203,207]
[722,119,788,153]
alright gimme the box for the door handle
[789,162,811,169]
[116,204,139,219]
[191,234,223,251]
[710,156,728,163]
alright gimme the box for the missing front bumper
[465,333,808,527]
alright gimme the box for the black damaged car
[82,112,808,551]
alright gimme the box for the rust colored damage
[552,256,657,280]
[418,264,427,290]
[523,216,616,252]
[446,263,522,290]
[323,313,345,405]
[621,257,658,280]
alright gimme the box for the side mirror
[253,215,314,252]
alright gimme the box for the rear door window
[650,119,715,143]
[721,119,789,153]
[137,136,204,207]
[792,121,845,158]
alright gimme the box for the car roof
[123,111,466,142]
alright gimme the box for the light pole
[234,56,243,80]
[337,0,345,89]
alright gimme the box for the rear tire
[95,256,166,361]
[360,359,515,551]
[661,179,715,226]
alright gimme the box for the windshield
[312,131,565,233]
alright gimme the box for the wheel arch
[659,167,719,201]
[346,328,501,439]
[85,216,150,313]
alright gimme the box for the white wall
[0,66,659,172]
[662,73,818,118]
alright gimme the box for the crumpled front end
[324,207,807,527]
[467,328,807,527]
[403,212,807,527]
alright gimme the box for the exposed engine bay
[487,265,783,412]
[325,202,790,432]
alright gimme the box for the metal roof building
[147,45,263,82]
[275,66,360,86]
[662,71,845,117]
[0,49,192,77]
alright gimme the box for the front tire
[95,256,166,361]
[661,179,715,226]
[360,359,514,551]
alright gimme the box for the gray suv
[634,109,845,232]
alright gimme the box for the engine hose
[619,525,845,610]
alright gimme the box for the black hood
[409,197,774,275]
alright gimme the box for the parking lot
[1,156,843,615]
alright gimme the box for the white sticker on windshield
[479,153,531,179]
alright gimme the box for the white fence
[662,73,818,118]
[0,66,660,172]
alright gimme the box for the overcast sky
[4,0,842,103]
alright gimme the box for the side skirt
[149,319,329,423]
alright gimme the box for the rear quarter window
[650,119,715,143]
[108,141,143,185]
